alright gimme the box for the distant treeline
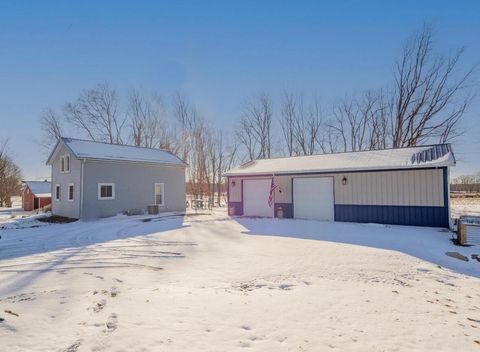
[451,183,480,192]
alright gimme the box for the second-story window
[65,155,70,173]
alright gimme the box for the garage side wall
[227,168,449,227]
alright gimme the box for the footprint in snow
[238,341,251,348]
[63,340,81,352]
[105,313,118,332]
[110,287,119,297]
[93,299,106,312]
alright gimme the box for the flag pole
[273,173,275,210]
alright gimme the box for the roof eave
[80,156,188,167]
[223,161,454,177]
[45,139,61,165]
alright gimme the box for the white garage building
[224,144,455,228]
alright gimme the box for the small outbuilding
[46,137,187,219]
[22,181,52,211]
[224,144,455,228]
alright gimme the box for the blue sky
[0,0,479,179]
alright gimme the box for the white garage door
[243,179,274,217]
[293,177,334,221]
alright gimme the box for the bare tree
[280,92,296,156]
[236,93,273,161]
[452,174,477,185]
[281,93,324,156]
[294,96,323,155]
[317,124,343,153]
[329,96,370,152]
[391,25,476,147]
[39,108,64,150]
[366,91,392,150]
[213,131,226,206]
[0,140,22,207]
[127,89,170,149]
[173,93,199,160]
[63,82,126,144]
[315,26,475,154]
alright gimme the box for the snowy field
[451,197,480,218]
[0,196,25,222]
[1,210,480,351]
[0,197,38,228]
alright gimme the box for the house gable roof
[224,144,456,176]
[46,138,187,166]
[24,181,51,198]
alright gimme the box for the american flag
[268,178,278,208]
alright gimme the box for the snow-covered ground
[0,210,479,351]
[0,196,43,227]
[451,197,480,218]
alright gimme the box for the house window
[98,183,115,200]
[55,184,61,201]
[65,155,70,173]
[60,157,65,172]
[154,183,164,206]
[68,184,74,201]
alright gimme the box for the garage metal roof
[224,144,455,176]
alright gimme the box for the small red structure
[22,181,52,211]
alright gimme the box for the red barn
[22,181,52,211]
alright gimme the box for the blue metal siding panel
[335,204,448,227]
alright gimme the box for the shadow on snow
[0,214,189,261]
[234,216,480,278]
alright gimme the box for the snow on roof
[48,138,186,166]
[24,181,51,197]
[224,144,455,176]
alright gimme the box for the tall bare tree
[294,96,323,155]
[39,108,64,150]
[281,92,324,156]
[127,89,170,149]
[0,140,22,207]
[391,25,476,147]
[280,92,296,156]
[366,91,391,150]
[236,93,273,161]
[63,82,126,144]
[173,93,199,160]
[329,97,370,152]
